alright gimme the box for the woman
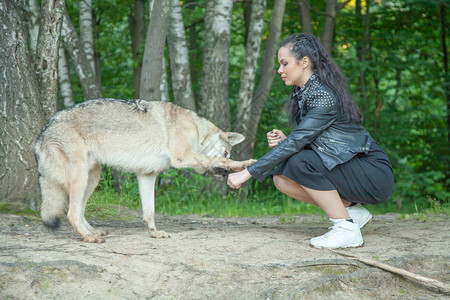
[227,33,394,249]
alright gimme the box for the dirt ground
[0,208,449,300]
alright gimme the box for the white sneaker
[310,219,363,249]
[346,204,372,228]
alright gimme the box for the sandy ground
[0,209,449,299]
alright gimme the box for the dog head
[199,132,245,177]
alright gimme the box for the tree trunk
[35,0,65,120]
[233,0,266,160]
[321,0,336,54]
[0,0,62,210]
[128,0,146,99]
[79,0,95,74]
[440,4,450,144]
[58,44,74,108]
[199,0,233,131]
[61,9,102,100]
[233,0,286,160]
[28,0,41,54]
[167,0,196,111]
[298,0,313,34]
[160,56,170,102]
[358,0,371,111]
[186,0,200,101]
[139,0,170,101]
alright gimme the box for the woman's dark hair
[281,33,363,123]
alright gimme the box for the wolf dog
[35,99,255,243]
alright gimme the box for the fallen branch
[330,250,450,295]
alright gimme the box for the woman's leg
[274,175,363,249]
[273,175,351,219]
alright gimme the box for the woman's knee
[273,175,293,193]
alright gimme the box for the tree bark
[298,0,313,34]
[128,0,146,99]
[35,0,65,120]
[321,0,337,54]
[440,4,450,144]
[199,0,233,131]
[167,0,196,111]
[79,0,95,74]
[233,0,286,160]
[160,57,170,102]
[139,0,170,101]
[233,0,267,160]
[0,0,61,210]
[58,44,74,108]
[61,9,101,100]
[28,0,41,54]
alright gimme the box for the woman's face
[277,46,311,87]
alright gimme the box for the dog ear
[225,132,245,146]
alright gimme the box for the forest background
[0,0,449,218]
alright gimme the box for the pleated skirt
[271,142,394,204]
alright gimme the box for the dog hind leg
[67,163,104,243]
[81,165,107,237]
[137,173,170,238]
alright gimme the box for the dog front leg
[171,154,256,172]
[137,174,170,238]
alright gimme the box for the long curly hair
[281,33,362,123]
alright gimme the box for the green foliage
[63,0,448,215]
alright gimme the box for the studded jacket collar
[248,75,374,182]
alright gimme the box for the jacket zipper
[313,141,344,163]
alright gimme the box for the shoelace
[321,223,351,240]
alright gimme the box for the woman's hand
[227,168,252,189]
[267,129,286,148]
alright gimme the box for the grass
[85,168,448,219]
[87,168,325,218]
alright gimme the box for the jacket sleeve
[248,89,339,182]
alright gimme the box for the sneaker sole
[309,241,364,250]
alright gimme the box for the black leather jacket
[248,74,374,182]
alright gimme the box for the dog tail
[39,176,67,230]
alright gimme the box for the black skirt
[271,142,394,204]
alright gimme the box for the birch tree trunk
[298,0,313,34]
[234,0,286,160]
[233,0,266,160]
[58,44,74,107]
[321,0,337,54]
[61,9,101,100]
[128,0,146,99]
[167,0,196,110]
[199,0,233,131]
[28,0,40,54]
[0,0,63,210]
[79,0,95,74]
[140,0,170,101]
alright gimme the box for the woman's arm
[248,89,339,182]
[227,168,252,189]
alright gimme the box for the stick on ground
[330,250,450,295]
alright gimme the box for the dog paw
[82,234,105,243]
[231,159,257,171]
[94,229,108,236]
[245,159,257,166]
[150,230,170,239]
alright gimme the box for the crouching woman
[227,33,394,249]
